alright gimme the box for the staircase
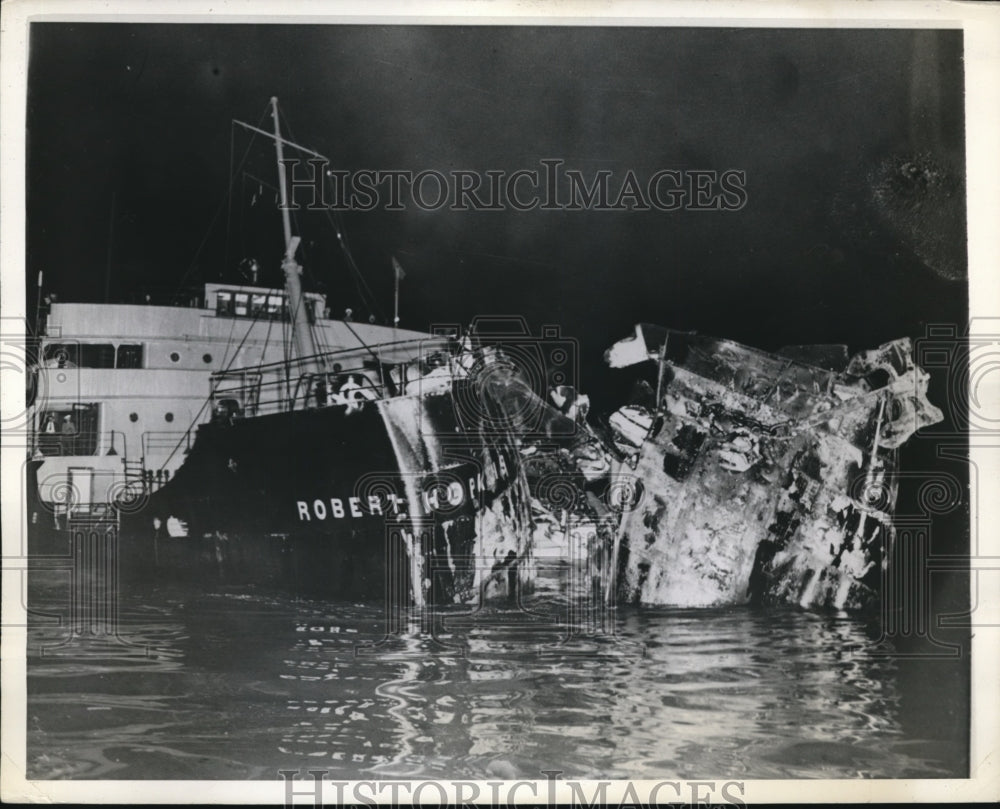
[123,457,146,485]
[122,456,172,494]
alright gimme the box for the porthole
[129,412,138,422]
[170,352,180,362]
[165,412,174,423]
[202,353,213,364]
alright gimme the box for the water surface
[26,569,967,780]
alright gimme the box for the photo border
[2,0,997,803]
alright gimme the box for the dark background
[25,25,967,406]
[23,22,971,771]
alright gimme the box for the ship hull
[119,378,534,605]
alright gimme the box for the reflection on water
[26,569,965,780]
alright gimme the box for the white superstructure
[30,283,436,523]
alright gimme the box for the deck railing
[33,428,127,459]
[208,336,460,419]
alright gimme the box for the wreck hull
[609,329,940,611]
[120,379,534,605]
[613,421,898,610]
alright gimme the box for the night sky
[26,24,967,410]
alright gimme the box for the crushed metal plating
[603,324,944,611]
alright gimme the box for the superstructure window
[116,344,143,368]
[43,343,78,367]
[43,343,115,368]
[83,345,115,368]
[36,404,100,456]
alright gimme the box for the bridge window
[234,292,249,317]
[216,290,234,315]
[266,295,285,318]
[212,288,316,321]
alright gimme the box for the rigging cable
[279,109,385,365]
[174,102,273,296]
[279,109,387,324]
[154,299,270,475]
[153,105,393,475]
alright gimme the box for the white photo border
[2,0,997,803]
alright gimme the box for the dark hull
[119,379,534,604]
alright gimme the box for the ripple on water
[25,580,966,780]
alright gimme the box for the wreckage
[602,324,943,611]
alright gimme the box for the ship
[24,282,438,545]
[126,336,538,604]
[28,98,538,606]
[601,323,944,611]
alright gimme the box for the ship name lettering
[422,480,466,512]
[295,494,399,521]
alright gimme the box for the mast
[271,97,321,372]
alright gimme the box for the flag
[392,256,406,281]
